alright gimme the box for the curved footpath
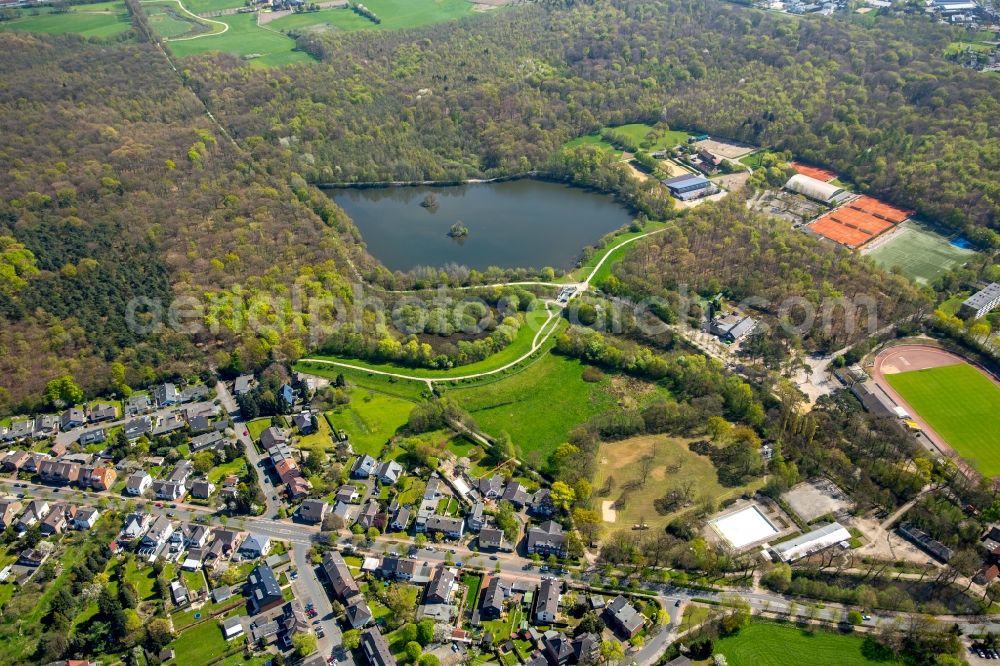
[140,0,229,40]
[299,226,668,385]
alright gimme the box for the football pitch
[865,219,976,285]
[886,363,1000,476]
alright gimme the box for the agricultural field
[0,1,131,38]
[886,363,1000,476]
[592,435,761,531]
[865,219,976,285]
[165,12,311,67]
[712,622,898,666]
[325,390,414,458]
[270,0,475,34]
[445,354,668,463]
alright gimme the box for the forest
[183,0,999,235]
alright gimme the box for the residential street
[215,380,281,519]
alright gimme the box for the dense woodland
[184,0,999,236]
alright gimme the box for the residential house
[78,429,107,447]
[234,374,255,396]
[126,471,152,495]
[541,631,574,666]
[246,564,284,614]
[478,474,505,500]
[361,626,396,666]
[297,499,329,524]
[188,414,213,434]
[376,460,403,485]
[274,600,309,650]
[466,502,485,532]
[709,313,756,343]
[222,615,245,641]
[279,384,294,407]
[293,412,316,435]
[88,403,117,422]
[0,499,22,530]
[478,528,509,552]
[572,633,601,664]
[239,534,271,560]
[123,416,153,441]
[154,383,180,407]
[479,577,510,620]
[335,484,361,504]
[84,465,117,491]
[183,523,211,549]
[356,499,382,531]
[190,432,225,453]
[119,512,152,542]
[211,585,234,604]
[71,507,100,531]
[33,415,59,439]
[388,503,411,532]
[529,489,555,517]
[170,579,189,607]
[41,504,75,535]
[17,548,49,568]
[49,441,67,458]
[190,480,215,499]
[1,451,29,472]
[153,412,185,436]
[260,427,287,451]
[379,556,418,582]
[139,515,175,555]
[60,408,87,431]
[38,460,81,486]
[332,501,359,526]
[501,482,532,509]
[152,480,187,501]
[425,566,456,604]
[527,521,567,557]
[6,419,33,442]
[180,385,208,403]
[321,551,360,600]
[126,394,152,416]
[424,515,465,540]
[352,454,377,479]
[205,529,243,564]
[536,579,561,624]
[604,595,645,639]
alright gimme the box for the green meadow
[0,2,131,38]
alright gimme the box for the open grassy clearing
[561,221,669,283]
[0,1,131,37]
[295,361,429,401]
[166,12,312,67]
[593,435,762,531]
[144,0,218,38]
[444,354,667,462]
[271,0,475,33]
[325,390,414,457]
[208,457,247,484]
[886,363,1000,476]
[711,621,898,666]
[865,219,976,285]
[563,123,690,156]
[183,0,245,13]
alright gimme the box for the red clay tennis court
[790,162,837,182]
[807,216,873,248]
[829,207,894,236]
[847,195,913,224]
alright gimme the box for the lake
[328,179,633,271]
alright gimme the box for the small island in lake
[420,192,439,210]
[448,221,469,238]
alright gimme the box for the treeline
[183,0,998,234]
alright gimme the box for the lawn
[207,457,247,484]
[563,123,690,157]
[865,219,976,285]
[325,390,414,457]
[592,435,763,531]
[166,12,312,67]
[166,612,238,664]
[295,361,429,401]
[247,417,272,442]
[270,0,475,34]
[462,573,482,608]
[444,354,639,462]
[298,413,335,452]
[561,220,669,284]
[124,559,160,601]
[712,622,899,666]
[183,0,246,13]
[885,363,1000,476]
[0,1,131,37]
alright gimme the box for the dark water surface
[328,179,633,271]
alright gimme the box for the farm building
[784,174,844,204]
[959,283,1000,320]
[772,522,850,562]
[663,173,710,201]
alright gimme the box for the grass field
[166,12,311,67]
[325,390,414,457]
[270,0,475,33]
[886,363,1000,476]
[183,0,245,13]
[563,123,690,156]
[144,0,217,38]
[444,354,669,461]
[865,219,976,285]
[592,435,762,531]
[561,221,668,284]
[166,610,240,664]
[0,2,131,37]
[295,361,429,401]
[246,417,272,442]
[712,622,898,666]
[208,457,247,484]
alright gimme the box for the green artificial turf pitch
[886,362,1000,476]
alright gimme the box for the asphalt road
[215,380,281,519]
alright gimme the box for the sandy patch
[602,500,617,522]
[693,138,757,159]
